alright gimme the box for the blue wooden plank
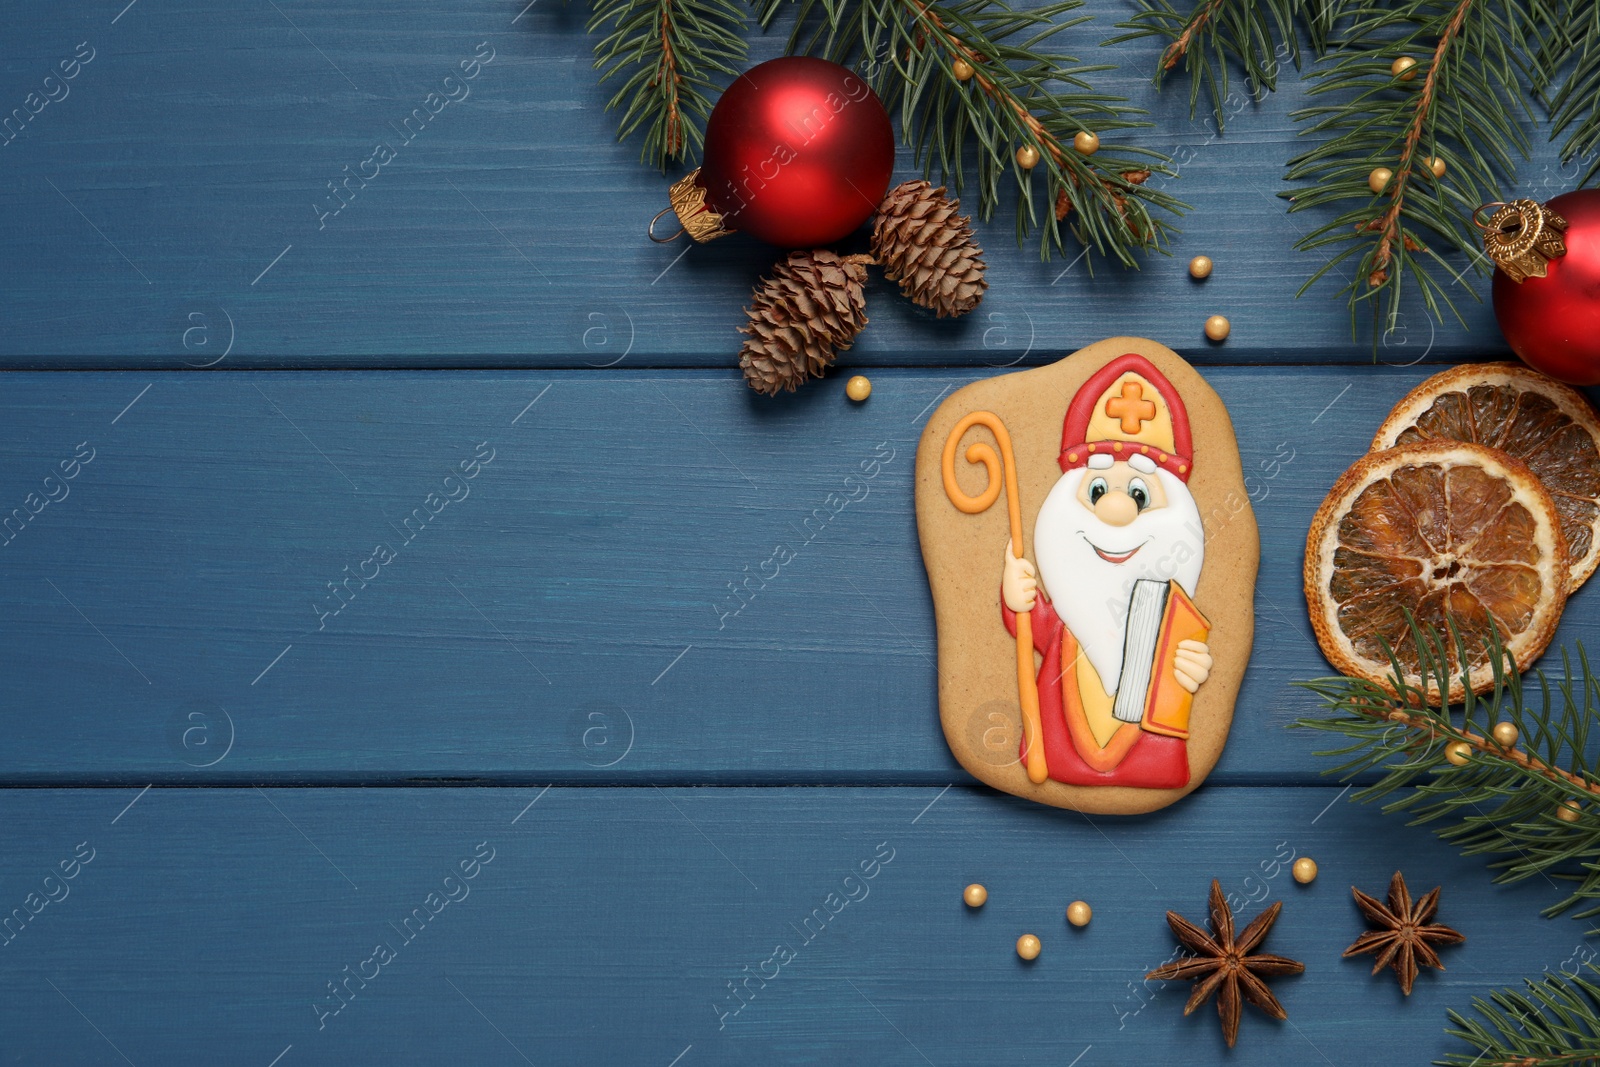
[0,0,1567,367]
[7,5,1592,1062]
[2,367,1596,782]
[0,785,1584,1066]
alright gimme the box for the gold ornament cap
[1481,198,1569,283]
[650,168,734,244]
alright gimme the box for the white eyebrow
[1087,453,1114,470]
[1128,453,1157,473]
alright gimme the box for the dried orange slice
[1305,441,1568,700]
[1372,363,1600,592]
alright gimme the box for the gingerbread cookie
[915,338,1257,814]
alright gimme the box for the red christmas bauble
[689,57,894,248]
[1491,190,1600,385]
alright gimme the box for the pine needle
[1109,0,1321,133]
[1278,0,1541,334]
[1539,0,1600,184]
[1293,619,1600,924]
[758,0,1186,265]
[590,0,750,169]
[1443,968,1600,1066]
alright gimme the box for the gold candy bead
[846,375,872,402]
[1073,131,1100,156]
[1392,56,1418,81]
[1445,741,1472,766]
[1016,144,1041,170]
[1204,315,1230,342]
[1016,933,1041,960]
[1292,857,1318,884]
[1066,900,1092,927]
[1369,167,1394,195]
[952,57,975,82]
[1188,255,1213,280]
[963,883,988,908]
[1557,799,1583,823]
[1426,155,1447,178]
[1492,721,1519,748]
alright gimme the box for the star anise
[1145,879,1304,1048]
[1343,871,1465,995]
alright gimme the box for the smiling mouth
[1083,535,1145,564]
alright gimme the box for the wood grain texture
[0,785,1584,1066]
[4,3,1595,1063]
[0,0,1569,368]
[2,368,1598,783]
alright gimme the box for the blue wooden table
[3,3,1595,1065]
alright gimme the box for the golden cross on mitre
[1104,379,1157,434]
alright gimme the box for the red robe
[1002,593,1190,789]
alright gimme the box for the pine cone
[738,250,870,396]
[872,180,987,318]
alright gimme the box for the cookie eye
[1129,477,1150,511]
[1088,477,1108,505]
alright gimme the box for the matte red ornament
[653,57,895,248]
[1489,190,1600,385]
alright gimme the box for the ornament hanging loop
[1481,198,1569,283]
[648,208,684,244]
[1470,202,1508,231]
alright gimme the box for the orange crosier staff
[941,411,1048,785]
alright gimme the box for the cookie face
[915,338,1257,814]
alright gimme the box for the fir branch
[1293,620,1600,924]
[590,0,749,169]
[761,0,1186,264]
[1109,0,1314,133]
[1280,0,1538,331]
[1443,968,1600,1067]
[1541,0,1600,184]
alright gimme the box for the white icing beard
[1032,467,1205,694]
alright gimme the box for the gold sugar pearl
[1204,315,1230,342]
[1368,167,1394,195]
[1391,56,1418,81]
[1066,900,1092,927]
[1016,933,1042,960]
[1445,741,1472,766]
[1292,857,1318,884]
[1016,144,1041,170]
[1426,155,1447,178]
[1492,721,1519,748]
[1557,799,1583,823]
[952,57,975,82]
[1188,255,1213,280]
[846,375,872,402]
[1073,131,1100,156]
[963,883,988,908]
